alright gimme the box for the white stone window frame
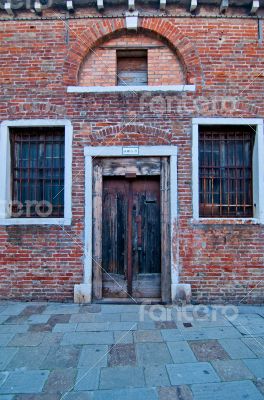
[192,118,264,224]
[0,119,73,226]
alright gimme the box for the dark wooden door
[102,176,161,299]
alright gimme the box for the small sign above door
[122,146,139,155]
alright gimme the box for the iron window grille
[199,125,255,218]
[10,127,65,218]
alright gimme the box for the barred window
[199,126,255,218]
[10,127,65,218]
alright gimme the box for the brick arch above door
[89,124,172,146]
[63,18,203,89]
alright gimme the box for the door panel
[102,178,128,298]
[131,178,161,298]
[102,176,161,299]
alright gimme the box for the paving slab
[63,392,93,400]
[3,317,28,325]
[76,323,109,332]
[0,348,17,370]
[113,331,134,344]
[108,344,136,367]
[137,322,156,330]
[43,305,80,315]
[0,373,8,387]
[95,313,120,322]
[108,322,137,331]
[79,304,101,314]
[167,341,197,363]
[241,337,264,357]
[161,329,185,342]
[15,394,60,400]
[53,323,77,333]
[230,314,264,325]
[100,305,141,314]
[191,380,264,400]
[20,306,46,317]
[0,326,28,335]
[144,365,170,387]
[243,359,264,378]
[8,333,45,347]
[211,359,254,381]
[0,370,49,394]
[92,388,158,400]
[29,324,52,333]
[41,345,81,369]
[78,345,108,368]
[0,336,14,347]
[254,379,264,395]
[43,368,76,394]
[158,385,193,400]
[201,326,242,340]
[235,324,264,336]
[40,333,63,347]
[134,330,163,342]
[120,313,141,322]
[69,314,97,323]
[188,340,230,361]
[166,362,220,385]
[155,321,177,329]
[0,305,27,316]
[219,338,257,359]
[136,342,172,365]
[99,366,145,389]
[6,346,50,370]
[74,368,100,391]
[61,332,114,345]
[0,395,14,400]
[27,315,51,325]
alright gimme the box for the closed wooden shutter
[117,50,148,86]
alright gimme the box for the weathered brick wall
[78,33,185,86]
[0,11,263,303]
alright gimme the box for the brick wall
[0,11,263,303]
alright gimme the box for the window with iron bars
[199,125,255,218]
[10,127,65,218]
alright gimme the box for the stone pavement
[0,302,263,399]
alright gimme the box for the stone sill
[191,218,261,225]
[0,218,71,226]
[67,85,196,94]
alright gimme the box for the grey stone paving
[0,301,262,399]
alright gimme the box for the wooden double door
[102,176,161,299]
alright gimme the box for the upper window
[116,49,148,86]
[10,127,65,218]
[199,126,255,218]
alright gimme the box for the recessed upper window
[199,125,255,218]
[116,49,148,86]
[10,127,65,218]
[78,33,185,87]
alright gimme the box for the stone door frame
[74,145,181,303]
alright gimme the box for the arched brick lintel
[90,123,172,145]
[63,18,203,87]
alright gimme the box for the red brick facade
[0,9,263,303]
